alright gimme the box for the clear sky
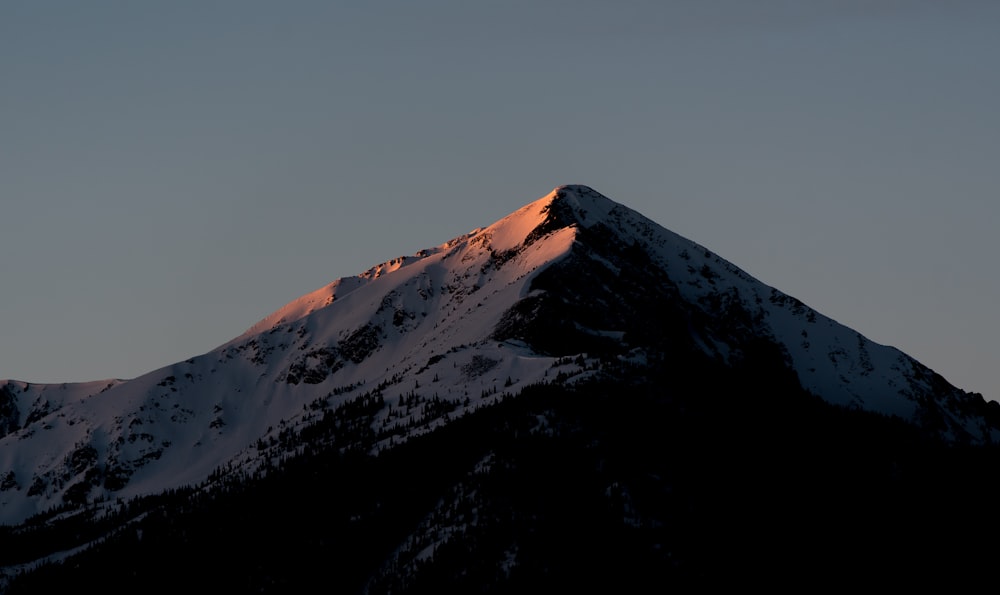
[2,1,998,402]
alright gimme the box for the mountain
[2,185,999,591]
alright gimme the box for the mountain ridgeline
[2,185,999,591]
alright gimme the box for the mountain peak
[546,184,620,226]
[234,185,612,341]
[551,183,607,202]
[480,184,623,254]
[7,187,1000,593]
[2,184,995,529]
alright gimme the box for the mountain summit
[1,184,995,521]
[2,185,998,590]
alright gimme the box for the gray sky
[2,1,998,402]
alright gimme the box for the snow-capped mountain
[0,184,994,527]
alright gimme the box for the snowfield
[0,185,992,525]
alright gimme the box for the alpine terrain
[2,185,999,591]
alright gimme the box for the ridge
[0,185,995,530]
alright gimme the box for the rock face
[0,184,996,529]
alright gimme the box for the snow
[476,192,555,253]
[0,186,588,524]
[0,184,985,526]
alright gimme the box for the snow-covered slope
[0,185,992,524]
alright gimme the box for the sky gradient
[2,1,998,402]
